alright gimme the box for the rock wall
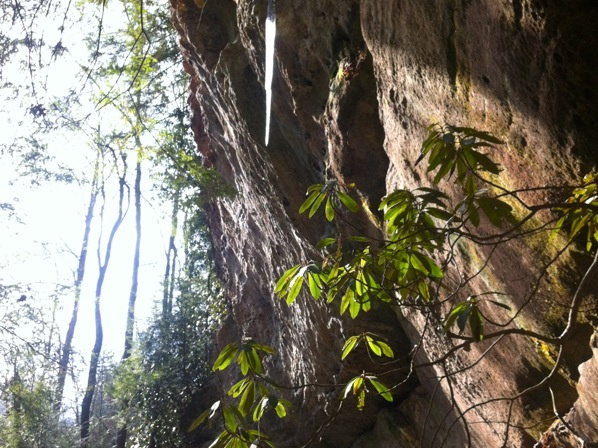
[170,0,598,446]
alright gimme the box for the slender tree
[162,187,180,319]
[80,152,129,446]
[115,145,141,448]
[55,155,100,410]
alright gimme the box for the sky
[0,0,181,412]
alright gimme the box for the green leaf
[378,341,394,358]
[367,377,393,402]
[349,295,361,319]
[427,207,454,221]
[341,335,360,360]
[188,400,218,433]
[433,159,454,184]
[274,265,301,294]
[274,402,287,418]
[252,397,268,422]
[223,405,238,432]
[286,275,304,305]
[238,350,250,375]
[456,158,468,183]
[252,343,276,354]
[340,287,354,316]
[352,377,364,396]
[464,174,476,196]
[357,388,366,410]
[246,348,262,374]
[239,380,256,416]
[457,305,471,333]
[366,335,382,356]
[470,307,484,341]
[307,272,323,300]
[488,300,511,311]
[208,431,231,448]
[342,378,359,400]
[361,297,371,313]
[337,191,359,212]
[347,236,371,243]
[316,237,337,249]
[422,255,443,279]
[417,279,431,302]
[188,409,211,433]
[410,252,429,275]
[213,343,239,371]
[570,214,592,241]
[229,378,251,397]
[299,191,320,214]
[325,196,335,221]
[443,301,469,331]
[426,143,445,172]
[309,192,327,218]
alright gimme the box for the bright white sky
[0,0,179,413]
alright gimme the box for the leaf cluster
[200,123,598,447]
[190,341,291,448]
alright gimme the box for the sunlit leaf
[410,253,429,275]
[367,377,393,402]
[337,191,359,212]
[213,344,239,371]
[229,378,251,398]
[239,380,256,416]
[275,264,301,294]
[286,275,304,305]
[443,301,469,332]
[309,192,327,218]
[341,335,360,360]
[299,191,319,214]
[325,196,335,221]
[366,335,382,356]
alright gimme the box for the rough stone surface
[169,0,598,446]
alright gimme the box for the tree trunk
[81,169,128,446]
[55,157,99,410]
[115,158,141,448]
[162,187,180,319]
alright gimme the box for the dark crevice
[446,6,458,91]
[512,0,523,28]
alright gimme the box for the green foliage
[0,378,76,448]
[551,173,598,251]
[341,333,394,360]
[190,340,290,448]
[299,181,359,221]
[342,375,393,411]
[212,340,275,376]
[200,123,598,447]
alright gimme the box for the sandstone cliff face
[170,1,598,446]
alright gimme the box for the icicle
[264,0,276,146]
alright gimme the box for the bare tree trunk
[115,157,142,448]
[162,187,180,319]
[55,157,99,410]
[81,165,128,446]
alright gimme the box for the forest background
[0,0,227,445]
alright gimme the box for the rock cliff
[169,0,598,446]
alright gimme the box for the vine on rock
[191,124,598,447]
